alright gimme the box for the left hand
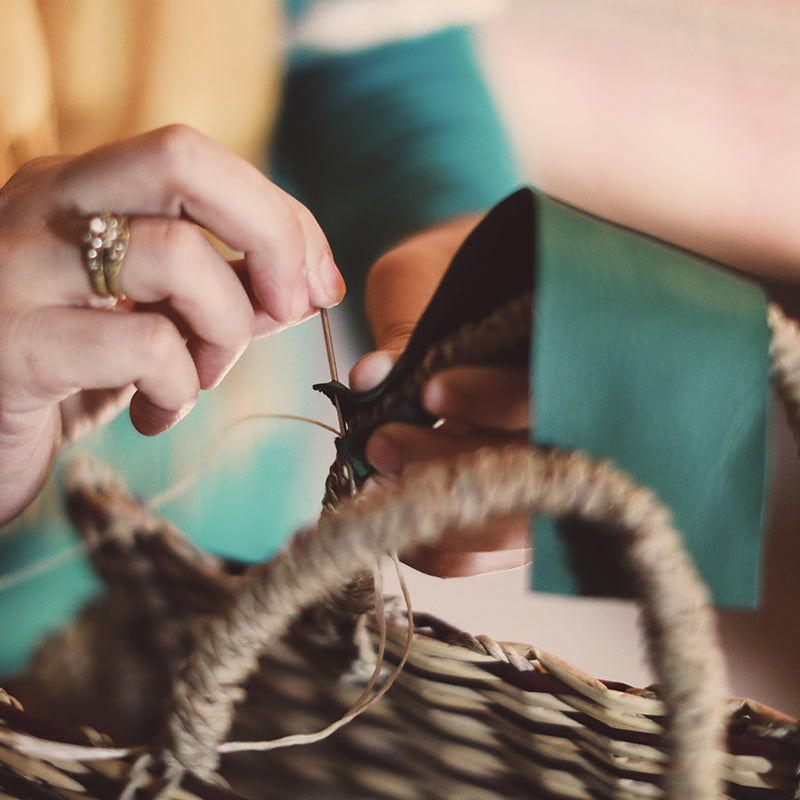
[350,216,532,578]
[0,126,345,523]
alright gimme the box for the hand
[350,216,531,578]
[0,125,345,523]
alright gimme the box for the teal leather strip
[272,26,518,320]
[531,194,771,608]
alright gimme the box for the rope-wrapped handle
[768,303,800,446]
[158,300,800,800]
[160,445,726,799]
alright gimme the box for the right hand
[350,217,532,578]
[0,125,345,523]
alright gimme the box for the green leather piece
[315,188,535,482]
[531,194,771,608]
[316,186,770,608]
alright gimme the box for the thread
[149,412,340,510]
[0,543,84,595]
[0,411,340,596]
[217,551,414,755]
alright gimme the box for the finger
[422,367,530,431]
[349,350,398,392]
[228,258,319,338]
[239,203,347,337]
[402,540,532,578]
[364,215,481,351]
[14,218,254,389]
[52,125,345,322]
[119,218,255,388]
[50,217,256,388]
[18,306,200,435]
[293,201,346,311]
[366,422,526,477]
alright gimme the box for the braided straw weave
[156,301,798,797]
[163,300,800,797]
[1,303,799,799]
[163,445,726,799]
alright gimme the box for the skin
[351,216,532,578]
[0,127,525,577]
[0,125,345,524]
[351,212,798,580]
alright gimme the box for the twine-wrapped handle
[158,301,800,800]
[159,446,725,799]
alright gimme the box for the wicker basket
[3,190,800,798]
[3,362,800,799]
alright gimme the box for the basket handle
[158,301,800,799]
[768,303,800,446]
[158,445,724,799]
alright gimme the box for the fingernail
[307,254,345,309]
[422,379,449,415]
[366,430,404,475]
[350,350,396,391]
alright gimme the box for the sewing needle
[320,308,346,436]
[320,308,357,496]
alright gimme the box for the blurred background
[480,0,800,279]
[6,0,798,720]
[378,0,800,715]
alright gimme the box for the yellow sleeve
[0,0,285,185]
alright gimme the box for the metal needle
[320,308,346,436]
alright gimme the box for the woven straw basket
[3,193,800,798]
[0,301,798,799]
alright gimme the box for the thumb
[349,349,397,391]
[351,237,442,392]
[353,215,482,391]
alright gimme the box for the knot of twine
[159,443,727,800]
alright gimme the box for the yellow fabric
[0,0,285,184]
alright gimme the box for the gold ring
[81,212,130,302]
